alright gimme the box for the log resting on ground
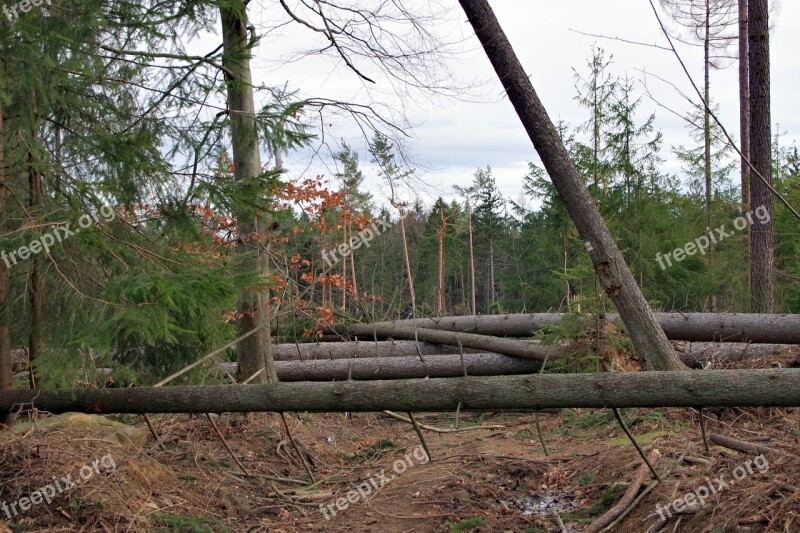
[215,343,793,381]
[26,342,795,386]
[348,313,800,343]
[269,340,483,360]
[219,353,541,381]
[330,323,559,361]
[3,369,800,415]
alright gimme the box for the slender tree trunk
[220,2,270,383]
[27,144,43,388]
[397,209,416,314]
[0,101,12,427]
[349,220,358,299]
[704,1,716,313]
[747,0,774,312]
[435,211,446,316]
[4,369,800,415]
[458,0,686,370]
[739,0,751,307]
[467,204,477,315]
[341,227,348,311]
[739,0,750,212]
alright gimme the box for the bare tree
[660,0,737,311]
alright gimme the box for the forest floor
[1,349,799,533]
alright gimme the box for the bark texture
[457,0,685,370]
[365,313,800,343]
[220,353,542,381]
[269,340,483,360]
[3,369,800,414]
[335,323,559,361]
[0,101,10,427]
[747,0,774,312]
[220,3,273,383]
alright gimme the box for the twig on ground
[709,433,785,456]
[587,449,662,533]
[382,410,503,433]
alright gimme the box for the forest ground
[1,349,799,533]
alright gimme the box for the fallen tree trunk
[673,342,796,363]
[270,340,483,361]
[215,344,792,381]
[458,0,686,371]
[3,369,800,415]
[269,340,792,365]
[333,324,560,361]
[354,313,800,344]
[220,353,542,381]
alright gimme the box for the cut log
[356,313,800,344]
[333,323,560,361]
[219,353,542,381]
[270,340,483,361]
[3,369,800,415]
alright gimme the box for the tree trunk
[367,312,800,343]
[3,369,800,415]
[672,341,794,364]
[704,1,716,312]
[739,0,750,212]
[270,340,485,360]
[267,339,789,364]
[747,0,774,313]
[221,353,542,381]
[458,0,686,371]
[220,2,270,383]
[336,323,560,361]
[219,344,788,381]
[0,101,11,427]
[397,209,416,313]
[27,143,43,388]
[467,204,477,315]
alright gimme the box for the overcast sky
[244,0,799,210]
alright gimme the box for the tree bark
[0,101,11,427]
[368,312,800,343]
[3,369,800,415]
[27,147,43,389]
[335,323,559,361]
[220,2,271,383]
[739,0,750,212]
[218,344,789,381]
[467,203,477,315]
[271,340,484,360]
[220,353,542,381]
[457,0,686,370]
[748,0,774,312]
